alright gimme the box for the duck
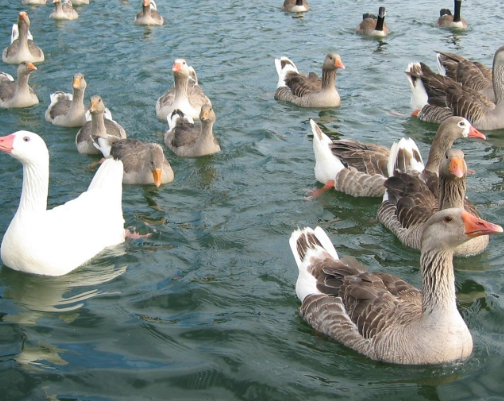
[308,116,485,198]
[378,148,489,256]
[2,11,45,64]
[435,0,467,29]
[290,209,502,364]
[45,73,87,127]
[156,59,211,121]
[0,61,39,109]
[164,104,221,157]
[134,0,164,26]
[274,53,345,108]
[405,45,504,130]
[75,95,127,155]
[282,0,309,13]
[436,50,494,102]
[0,131,125,276]
[50,0,79,20]
[92,135,174,186]
[356,7,390,37]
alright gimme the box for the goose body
[274,53,345,108]
[93,136,174,186]
[309,117,484,198]
[45,73,87,127]
[50,0,79,20]
[165,104,221,157]
[378,148,489,256]
[76,95,127,155]
[436,50,494,102]
[2,12,44,64]
[134,0,164,25]
[156,59,211,121]
[0,131,125,276]
[282,0,309,13]
[290,210,502,364]
[406,45,504,130]
[435,0,467,29]
[356,7,390,37]
[0,62,39,109]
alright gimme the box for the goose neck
[18,158,49,213]
[438,175,466,210]
[321,69,336,90]
[375,15,385,31]
[91,111,107,134]
[453,0,462,23]
[492,61,504,104]
[174,74,189,98]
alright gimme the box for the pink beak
[0,134,15,154]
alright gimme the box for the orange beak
[448,156,465,178]
[335,58,345,69]
[89,100,98,112]
[72,76,81,89]
[152,168,162,187]
[143,0,149,6]
[462,211,503,237]
[0,134,15,154]
[19,11,27,20]
[468,125,486,140]
[172,61,182,73]
[27,63,37,72]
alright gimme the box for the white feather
[275,56,299,88]
[310,119,345,184]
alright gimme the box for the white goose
[0,131,125,276]
[290,209,502,364]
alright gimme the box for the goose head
[440,148,466,179]
[18,11,30,30]
[17,61,37,77]
[172,59,191,78]
[88,95,107,115]
[147,144,165,187]
[72,73,87,91]
[0,131,48,165]
[422,208,502,251]
[199,104,216,123]
[323,53,345,71]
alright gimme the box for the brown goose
[274,53,345,108]
[50,0,79,20]
[436,50,494,101]
[2,12,44,65]
[75,95,127,155]
[156,59,211,121]
[356,7,390,37]
[309,116,485,198]
[164,104,221,157]
[405,45,504,130]
[45,73,87,127]
[378,149,489,256]
[282,0,309,12]
[0,62,38,109]
[435,0,467,29]
[290,210,502,364]
[92,135,173,187]
[134,0,164,26]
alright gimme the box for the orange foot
[305,180,335,200]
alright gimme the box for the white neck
[17,156,49,214]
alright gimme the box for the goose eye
[444,216,453,223]
[23,136,30,142]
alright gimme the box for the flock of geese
[0,0,502,367]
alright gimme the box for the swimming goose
[290,209,502,364]
[436,50,494,102]
[435,0,467,29]
[164,104,221,157]
[282,0,309,13]
[92,135,174,186]
[274,53,345,108]
[45,73,87,127]
[356,7,390,37]
[378,148,489,256]
[2,12,45,64]
[22,0,47,4]
[0,61,39,109]
[309,116,485,198]
[134,0,164,25]
[76,95,127,155]
[156,59,211,121]
[0,131,125,276]
[50,0,79,20]
[406,45,504,130]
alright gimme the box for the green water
[1,0,504,399]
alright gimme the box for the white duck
[45,73,87,127]
[50,0,79,20]
[0,131,125,276]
